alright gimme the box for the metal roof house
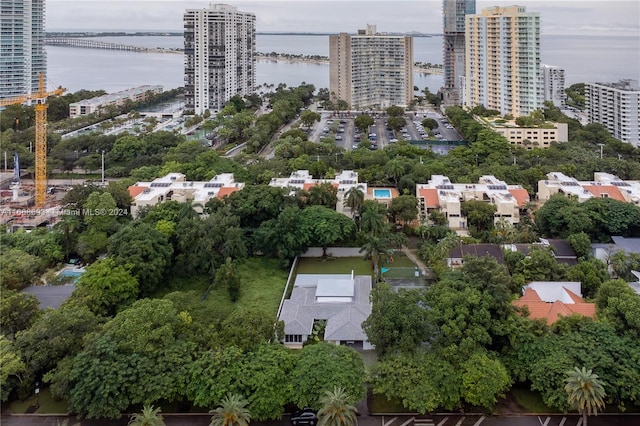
[278,273,373,350]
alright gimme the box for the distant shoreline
[45,31,443,38]
[256,54,444,75]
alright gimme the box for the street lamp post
[101,150,105,186]
[598,143,604,159]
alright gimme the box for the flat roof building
[184,4,256,114]
[69,86,163,118]
[537,172,640,205]
[417,175,530,230]
[491,121,568,149]
[586,79,640,146]
[330,24,413,109]
[269,170,368,217]
[128,172,244,217]
[541,64,566,108]
[464,5,543,117]
[442,0,476,106]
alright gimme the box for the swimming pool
[58,267,86,283]
[373,189,391,198]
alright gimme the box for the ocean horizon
[46,33,639,95]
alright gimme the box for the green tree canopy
[362,284,432,357]
[0,289,40,338]
[65,299,193,418]
[108,222,173,295]
[76,258,139,316]
[369,351,461,413]
[354,114,374,134]
[291,343,366,410]
[15,304,101,378]
[299,206,355,258]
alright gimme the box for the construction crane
[0,73,65,208]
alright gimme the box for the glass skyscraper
[442,0,476,106]
[0,0,46,100]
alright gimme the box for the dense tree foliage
[536,194,640,240]
[362,284,431,357]
[63,299,193,419]
[4,81,640,418]
[0,290,41,339]
[291,343,366,410]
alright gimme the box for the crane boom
[0,73,65,208]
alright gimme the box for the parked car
[291,408,318,426]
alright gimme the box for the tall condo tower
[184,3,255,114]
[586,80,639,146]
[541,64,566,108]
[464,5,543,117]
[442,0,476,106]
[330,24,413,109]
[0,0,47,101]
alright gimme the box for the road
[3,413,639,426]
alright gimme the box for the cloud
[46,0,639,36]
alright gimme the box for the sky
[47,0,640,36]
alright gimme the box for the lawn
[163,257,289,316]
[296,254,417,277]
[508,386,559,413]
[8,387,68,414]
[369,392,410,414]
[296,256,373,276]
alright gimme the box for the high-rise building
[0,0,47,101]
[442,0,476,106]
[586,79,640,146]
[464,5,543,117]
[184,3,255,114]
[541,64,565,108]
[330,24,413,109]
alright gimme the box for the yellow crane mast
[0,73,65,208]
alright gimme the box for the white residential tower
[184,3,256,114]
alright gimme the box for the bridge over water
[45,37,181,54]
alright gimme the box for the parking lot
[307,108,462,153]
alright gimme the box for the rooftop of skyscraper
[592,79,639,91]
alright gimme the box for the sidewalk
[400,247,429,276]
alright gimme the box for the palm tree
[359,201,386,236]
[56,214,80,260]
[128,404,165,426]
[564,367,606,426]
[343,186,365,218]
[384,159,405,187]
[209,394,251,426]
[317,387,358,426]
[360,234,386,283]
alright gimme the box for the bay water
[46,34,639,95]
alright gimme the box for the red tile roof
[302,182,339,191]
[508,188,530,207]
[583,185,626,202]
[513,288,596,325]
[419,188,440,208]
[128,186,148,198]
[216,187,240,199]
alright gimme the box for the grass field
[296,254,416,278]
[509,386,559,413]
[164,257,289,315]
[296,256,373,276]
[8,388,68,414]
